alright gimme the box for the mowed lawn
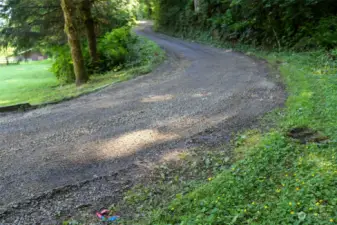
[0,61,59,106]
[0,60,153,107]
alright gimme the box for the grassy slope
[145,49,337,224]
[0,38,164,107]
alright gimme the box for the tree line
[154,0,337,50]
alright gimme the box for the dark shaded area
[287,127,329,144]
[0,103,32,113]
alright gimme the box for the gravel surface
[0,23,285,224]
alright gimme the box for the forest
[155,0,337,50]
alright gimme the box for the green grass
[0,61,58,106]
[0,39,164,107]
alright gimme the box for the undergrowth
[50,27,163,84]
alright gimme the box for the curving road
[0,22,285,224]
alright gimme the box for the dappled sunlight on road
[141,94,175,103]
[191,92,212,98]
[99,129,180,159]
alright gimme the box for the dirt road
[0,23,285,224]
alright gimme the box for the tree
[61,0,88,86]
[0,0,65,50]
[193,0,199,12]
[80,0,98,63]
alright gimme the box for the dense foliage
[51,27,163,84]
[0,0,135,50]
[155,0,337,49]
[136,0,155,19]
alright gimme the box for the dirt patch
[287,127,329,144]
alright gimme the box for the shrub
[98,26,138,70]
[313,16,337,49]
[126,36,163,67]
[50,45,75,84]
[50,27,135,83]
[50,26,164,83]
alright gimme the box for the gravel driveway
[0,23,285,224]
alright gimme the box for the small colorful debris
[96,209,120,222]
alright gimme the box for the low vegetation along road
[0,23,285,224]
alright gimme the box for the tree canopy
[0,0,63,50]
[0,0,136,49]
[154,0,337,49]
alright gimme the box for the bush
[50,45,75,84]
[98,26,138,70]
[50,27,136,83]
[50,26,164,84]
[126,36,163,68]
[313,16,337,49]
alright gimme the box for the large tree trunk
[81,0,98,63]
[61,0,88,86]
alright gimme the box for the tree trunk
[61,0,88,86]
[81,0,98,64]
[194,0,200,12]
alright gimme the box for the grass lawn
[0,40,164,107]
[0,61,58,106]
